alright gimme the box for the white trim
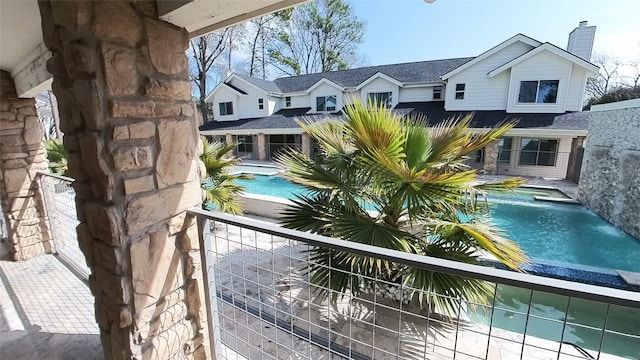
[201,127,306,136]
[305,78,345,93]
[403,82,445,88]
[204,73,268,103]
[355,72,403,90]
[487,43,599,78]
[441,34,541,80]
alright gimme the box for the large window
[519,138,558,166]
[316,95,337,112]
[237,135,253,153]
[455,84,465,99]
[498,137,513,164]
[219,102,233,115]
[269,134,300,159]
[367,92,392,107]
[433,86,442,100]
[518,80,559,103]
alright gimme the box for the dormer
[357,72,402,108]
[306,78,345,113]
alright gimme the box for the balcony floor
[0,242,102,360]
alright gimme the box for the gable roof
[235,74,282,93]
[356,72,404,90]
[393,102,588,131]
[305,78,345,93]
[204,80,248,102]
[488,42,599,77]
[440,34,541,80]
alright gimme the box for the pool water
[236,175,640,273]
[468,285,640,359]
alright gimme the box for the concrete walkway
[0,241,102,360]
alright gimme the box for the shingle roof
[230,58,475,94]
[394,102,588,130]
[223,82,247,95]
[200,108,319,131]
[235,74,282,93]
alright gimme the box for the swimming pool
[236,175,640,273]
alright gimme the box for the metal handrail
[37,171,75,183]
[188,207,640,309]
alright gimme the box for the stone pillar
[482,140,499,175]
[301,133,312,158]
[38,1,209,359]
[225,133,233,145]
[0,70,53,260]
[257,133,267,161]
[566,136,586,183]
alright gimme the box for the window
[285,96,291,107]
[455,84,465,99]
[316,95,337,112]
[219,102,233,115]
[367,92,392,107]
[237,135,253,153]
[518,80,559,103]
[258,98,264,110]
[433,86,442,100]
[474,148,485,163]
[519,138,558,166]
[498,137,512,164]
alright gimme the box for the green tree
[269,0,364,75]
[200,137,252,214]
[44,139,69,176]
[276,101,527,316]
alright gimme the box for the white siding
[398,87,438,102]
[506,51,572,113]
[212,86,239,121]
[445,41,534,111]
[564,66,589,111]
[308,82,343,113]
[228,78,270,119]
[358,77,399,107]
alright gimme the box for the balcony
[3,172,637,359]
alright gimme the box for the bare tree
[585,53,621,99]
[269,0,365,76]
[188,30,229,122]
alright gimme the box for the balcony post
[0,70,53,260]
[37,1,209,358]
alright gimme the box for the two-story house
[200,22,599,180]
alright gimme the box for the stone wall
[0,70,53,260]
[578,107,640,239]
[38,1,209,359]
[482,140,499,174]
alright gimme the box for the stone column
[38,1,209,359]
[225,133,233,145]
[257,133,267,161]
[566,136,586,183]
[0,70,53,260]
[301,133,312,158]
[482,140,499,175]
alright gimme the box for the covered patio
[0,1,306,359]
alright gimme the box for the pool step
[617,270,640,287]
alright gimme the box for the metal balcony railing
[38,172,88,280]
[190,208,640,360]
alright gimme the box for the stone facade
[566,136,585,183]
[38,1,208,359]
[257,133,267,161]
[578,107,640,239]
[0,70,53,260]
[482,140,499,175]
[301,133,312,158]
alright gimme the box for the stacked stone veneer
[482,140,499,175]
[578,107,640,239]
[38,1,209,359]
[0,70,53,260]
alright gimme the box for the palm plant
[44,139,69,176]
[276,100,528,317]
[200,137,253,214]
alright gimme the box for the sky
[349,0,640,77]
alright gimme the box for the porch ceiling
[0,0,307,95]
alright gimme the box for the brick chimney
[567,21,596,61]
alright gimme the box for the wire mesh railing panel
[194,210,640,360]
[39,172,88,280]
